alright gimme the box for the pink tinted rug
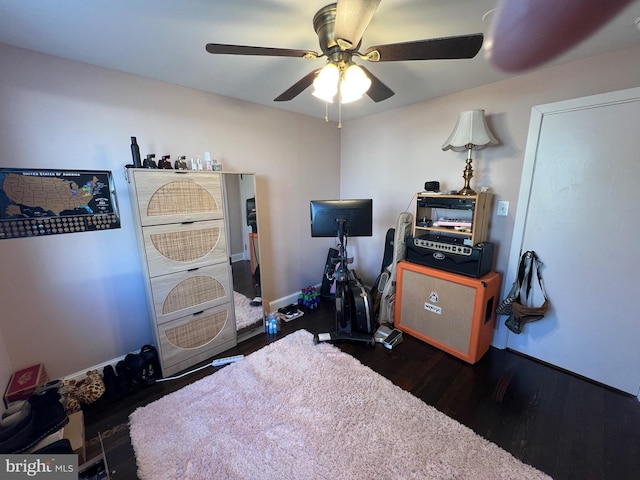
[233,291,262,330]
[129,330,550,479]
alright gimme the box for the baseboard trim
[64,285,322,382]
[230,253,246,263]
[63,352,133,383]
[268,284,320,313]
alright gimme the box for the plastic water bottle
[265,314,275,334]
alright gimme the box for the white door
[500,87,640,396]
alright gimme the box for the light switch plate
[497,201,509,216]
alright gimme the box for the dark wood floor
[82,300,640,480]
[230,259,258,300]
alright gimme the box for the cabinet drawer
[150,263,231,323]
[157,303,236,376]
[142,220,228,277]
[131,170,224,226]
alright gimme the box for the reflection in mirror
[223,173,264,342]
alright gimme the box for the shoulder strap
[531,253,548,301]
[516,251,535,300]
[519,251,548,304]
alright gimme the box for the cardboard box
[28,429,64,453]
[4,364,48,407]
[63,410,86,463]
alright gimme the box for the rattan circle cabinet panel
[150,262,231,324]
[142,219,228,277]
[158,302,235,376]
[128,169,236,376]
[132,170,225,226]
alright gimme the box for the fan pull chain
[324,101,329,123]
[337,73,343,128]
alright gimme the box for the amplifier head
[406,238,495,278]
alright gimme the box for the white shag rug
[129,330,550,480]
[233,291,262,330]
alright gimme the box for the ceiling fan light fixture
[206,2,485,109]
[340,63,371,104]
[312,63,340,102]
[312,89,336,103]
[340,91,364,104]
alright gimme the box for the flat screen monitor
[310,199,373,238]
[246,197,257,233]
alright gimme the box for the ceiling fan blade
[334,0,382,49]
[206,43,317,58]
[274,68,321,102]
[359,66,394,102]
[365,34,483,62]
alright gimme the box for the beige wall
[340,44,640,290]
[1,41,639,385]
[0,43,340,380]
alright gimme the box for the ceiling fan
[205,0,483,105]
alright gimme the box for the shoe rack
[127,170,237,377]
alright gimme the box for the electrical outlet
[497,201,509,216]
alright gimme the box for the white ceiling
[1,0,639,122]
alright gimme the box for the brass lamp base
[457,186,476,196]
[457,156,476,196]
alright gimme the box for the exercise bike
[313,216,375,346]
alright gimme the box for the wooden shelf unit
[413,191,492,246]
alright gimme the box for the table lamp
[442,109,499,195]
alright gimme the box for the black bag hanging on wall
[496,251,533,315]
[498,250,550,334]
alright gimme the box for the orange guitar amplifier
[395,261,501,364]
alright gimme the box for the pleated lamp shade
[442,109,499,152]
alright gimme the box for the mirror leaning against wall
[222,173,264,342]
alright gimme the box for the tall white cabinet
[127,170,236,377]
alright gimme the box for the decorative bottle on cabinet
[127,170,236,376]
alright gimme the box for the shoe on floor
[102,364,119,399]
[250,296,262,306]
[138,345,162,385]
[3,379,67,420]
[0,401,32,442]
[0,389,68,454]
[115,360,131,395]
[34,379,63,395]
[124,352,144,388]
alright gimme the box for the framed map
[0,168,121,240]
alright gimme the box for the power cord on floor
[155,355,244,382]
